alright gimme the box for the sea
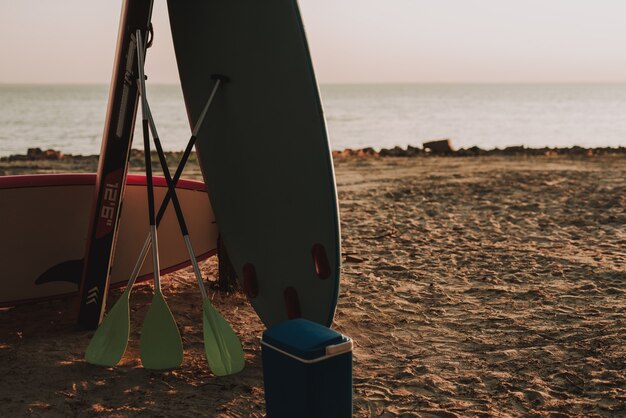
[1,83,626,157]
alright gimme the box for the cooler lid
[262,319,347,360]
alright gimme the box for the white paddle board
[0,174,217,307]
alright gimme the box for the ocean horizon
[2,82,626,157]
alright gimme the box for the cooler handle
[325,339,353,356]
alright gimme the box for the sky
[1,0,626,84]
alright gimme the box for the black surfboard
[77,0,154,330]
[168,0,341,327]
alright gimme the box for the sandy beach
[1,153,625,417]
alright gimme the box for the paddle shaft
[145,103,209,299]
[136,30,161,291]
[123,78,222,290]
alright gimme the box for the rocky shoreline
[333,140,626,158]
[0,148,196,164]
[2,141,625,167]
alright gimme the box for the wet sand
[1,154,625,417]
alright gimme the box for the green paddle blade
[85,289,131,367]
[202,298,245,376]
[140,291,183,370]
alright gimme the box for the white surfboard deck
[0,174,217,306]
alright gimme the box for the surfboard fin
[35,259,84,286]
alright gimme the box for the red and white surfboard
[0,174,217,307]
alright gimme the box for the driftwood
[423,139,454,155]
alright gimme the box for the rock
[405,145,423,156]
[333,148,377,158]
[380,146,407,157]
[359,147,377,157]
[345,255,365,263]
[7,154,29,162]
[43,149,64,160]
[569,146,587,155]
[467,146,485,156]
[26,148,44,159]
[423,139,453,155]
[456,146,485,157]
[25,148,64,160]
[502,145,526,155]
[390,146,406,156]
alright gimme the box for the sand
[1,154,625,417]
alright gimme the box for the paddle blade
[140,292,183,370]
[85,291,130,367]
[202,298,245,376]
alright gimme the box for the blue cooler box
[261,319,353,418]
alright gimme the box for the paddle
[84,77,222,368]
[145,101,245,376]
[84,283,131,366]
[123,74,224,280]
[133,30,184,370]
